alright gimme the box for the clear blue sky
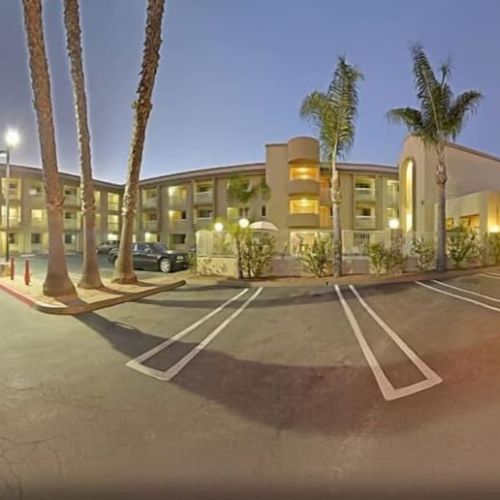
[0,0,499,183]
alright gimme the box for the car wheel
[159,258,171,273]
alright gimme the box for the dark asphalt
[3,272,500,499]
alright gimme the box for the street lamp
[1,129,20,262]
[238,218,249,229]
[214,222,224,232]
[388,218,400,230]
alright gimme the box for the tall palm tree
[63,0,103,290]
[112,0,165,284]
[226,175,270,279]
[388,45,482,272]
[300,56,363,277]
[21,0,75,297]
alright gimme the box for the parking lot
[4,270,500,498]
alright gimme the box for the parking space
[4,273,500,498]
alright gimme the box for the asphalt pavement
[3,272,500,499]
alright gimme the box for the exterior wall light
[490,225,500,234]
[214,222,224,232]
[238,218,250,229]
[388,218,400,230]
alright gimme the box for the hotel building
[3,134,500,258]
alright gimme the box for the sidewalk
[0,274,185,315]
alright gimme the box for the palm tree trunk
[331,152,343,278]
[63,0,103,289]
[22,0,75,297]
[436,144,447,272]
[112,0,165,284]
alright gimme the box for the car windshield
[150,243,166,253]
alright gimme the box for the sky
[0,0,499,184]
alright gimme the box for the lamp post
[1,129,20,262]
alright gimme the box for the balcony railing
[0,216,21,228]
[142,197,158,209]
[170,219,189,232]
[64,195,80,206]
[31,218,47,227]
[195,217,213,229]
[169,194,187,208]
[143,220,158,231]
[107,222,119,232]
[63,219,80,230]
[194,191,213,205]
[354,187,376,200]
[354,215,376,230]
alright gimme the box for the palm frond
[387,107,423,130]
[445,90,483,140]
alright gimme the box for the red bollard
[24,259,30,286]
[9,257,14,280]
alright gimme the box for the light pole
[1,129,20,262]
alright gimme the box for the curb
[187,265,499,289]
[1,280,186,315]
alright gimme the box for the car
[107,242,189,273]
[96,240,120,254]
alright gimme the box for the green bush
[480,233,500,266]
[447,226,479,268]
[411,238,435,271]
[297,235,332,277]
[367,237,407,276]
[240,233,276,278]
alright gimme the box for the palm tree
[388,45,482,272]
[112,0,165,284]
[63,0,103,290]
[227,175,270,218]
[226,175,270,279]
[21,0,75,297]
[300,56,363,277]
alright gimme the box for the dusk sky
[0,0,499,183]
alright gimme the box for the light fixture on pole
[238,218,249,229]
[388,218,400,230]
[1,129,20,262]
[214,222,224,232]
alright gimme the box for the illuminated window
[446,218,454,230]
[460,214,480,231]
[289,165,319,181]
[289,198,318,214]
[31,209,44,221]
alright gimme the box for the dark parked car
[96,240,120,254]
[108,242,188,273]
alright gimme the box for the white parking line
[127,288,249,375]
[335,285,442,401]
[415,281,500,313]
[479,273,500,280]
[430,279,500,304]
[161,287,263,381]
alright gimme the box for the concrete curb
[187,265,499,289]
[0,279,186,315]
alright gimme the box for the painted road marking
[127,288,249,370]
[479,273,500,280]
[415,281,500,313]
[335,285,442,401]
[430,279,500,304]
[161,287,263,381]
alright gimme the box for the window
[197,209,213,219]
[64,233,74,245]
[196,184,212,193]
[460,214,480,231]
[31,233,42,245]
[289,199,318,214]
[261,205,267,217]
[29,183,43,196]
[172,234,186,245]
[108,193,120,211]
[64,211,77,220]
[289,165,318,181]
[446,218,454,230]
[64,187,78,197]
[239,207,249,217]
[144,189,157,199]
[8,233,17,244]
[31,209,44,220]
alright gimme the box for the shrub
[411,238,435,271]
[297,235,332,277]
[240,233,276,278]
[367,241,386,276]
[367,237,407,276]
[447,226,479,269]
[480,233,500,266]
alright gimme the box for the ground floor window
[64,233,75,245]
[172,234,186,245]
[460,214,480,232]
[8,233,17,244]
[31,233,42,245]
